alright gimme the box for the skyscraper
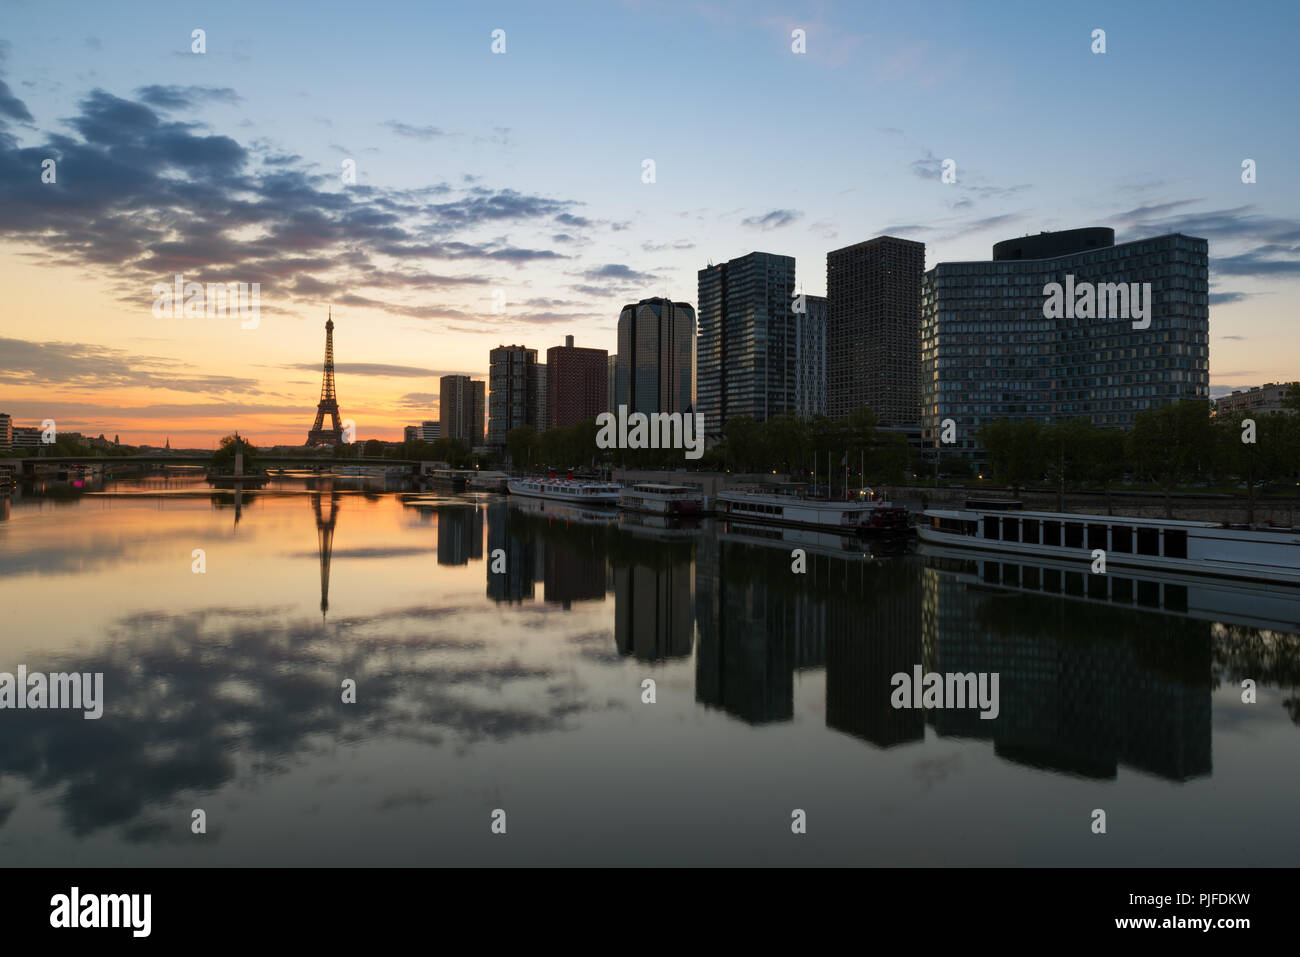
[547,335,608,428]
[796,294,827,417]
[439,374,485,448]
[616,298,695,417]
[0,412,11,451]
[488,344,538,447]
[534,363,547,432]
[920,228,1210,453]
[826,236,925,424]
[696,252,795,435]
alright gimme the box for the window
[1137,580,1160,607]
[1064,523,1084,548]
[1043,521,1061,546]
[1164,529,1188,559]
[1002,517,1020,542]
[1022,518,1039,543]
[1112,577,1133,603]
[1086,524,1107,550]
[1137,528,1160,556]
[1111,526,1132,553]
[984,516,998,539]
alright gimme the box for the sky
[1,0,1298,447]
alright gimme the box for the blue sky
[1,0,1298,441]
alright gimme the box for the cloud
[582,263,655,283]
[641,239,695,252]
[134,85,243,109]
[286,362,443,378]
[741,209,803,230]
[0,337,257,393]
[1209,292,1251,306]
[1108,203,1300,278]
[382,120,446,140]
[0,83,591,333]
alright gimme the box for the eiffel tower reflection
[313,482,340,618]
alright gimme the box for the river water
[1,475,1297,865]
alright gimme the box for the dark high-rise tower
[307,311,344,446]
[615,297,695,418]
[826,236,925,424]
[696,252,794,435]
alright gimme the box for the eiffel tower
[306,309,343,446]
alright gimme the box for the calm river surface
[1,475,1298,866]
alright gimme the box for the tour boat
[424,468,470,491]
[507,476,621,505]
[918,504,1300,584]
[617,482,704,516]
[713,484,910,534]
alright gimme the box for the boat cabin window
[1136,527,1159,556]
[1164,529,1188,559]
[1021,518,1039,544]
[1064,522,1084,549]
[983,516,998,539]
[1111,526,1133,553]
[1042,521,1061,546]
[1001,517,1020,541]
[1087,524,1108,550]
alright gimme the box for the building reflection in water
[476,506,1292,783]
[435,504,484,566]
[483,503,607,609]
[612,529,694,660]
[485,501,538,603]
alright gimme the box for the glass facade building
[920,229,1209,454]
[796,294,827,417]
[615,297,695,416]
[696,252,796,435]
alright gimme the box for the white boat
[507,477,621,505]
[917,503,1300,584]
[618,482,704,516]
[713,484,910,534]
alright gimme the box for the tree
[724,416,763,472]
[1129,400,1212,517]
[211,434,258,471]
[1283,382,1300,414]
[1213,411,1298,524]
[977,419,1046,496]
[505,425,537,471]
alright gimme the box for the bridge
[2,453,428,474]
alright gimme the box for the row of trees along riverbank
[977,394,1300,522]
